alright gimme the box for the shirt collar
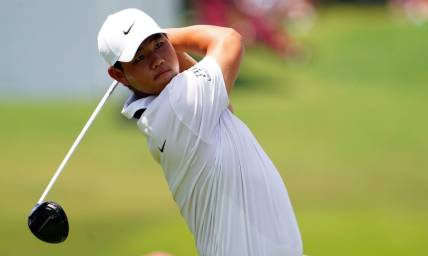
[121,93,156,119]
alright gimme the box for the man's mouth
[154,69,171,80]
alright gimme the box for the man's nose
[151,54,164,69]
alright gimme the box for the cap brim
[118,27,165,63]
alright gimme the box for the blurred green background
[1,6,427,255]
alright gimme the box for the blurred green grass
[1,6,427,255]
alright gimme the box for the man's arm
[176,51,197,72]
[175,50,234,112]
[166,25,245,96]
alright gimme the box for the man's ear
[108,66,129,85]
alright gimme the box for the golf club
[28,80,119,243]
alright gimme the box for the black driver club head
[28,201,69,243]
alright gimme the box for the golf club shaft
[37,81,119,204]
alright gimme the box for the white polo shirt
[122,57,302,256]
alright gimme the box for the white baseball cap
[97,8,165,66]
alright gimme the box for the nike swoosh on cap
[123,22,135,35]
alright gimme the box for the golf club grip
[37,81,119,204]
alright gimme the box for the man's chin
[161,71,177,84]
[161,73,178,87]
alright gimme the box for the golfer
[98,8,302,256]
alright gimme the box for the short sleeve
[168,56,229,143]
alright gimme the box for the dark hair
[113,61,123,71]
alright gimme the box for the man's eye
[133,55,144,63]
[155,41,164,49]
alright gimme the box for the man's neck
[133,90,152,99]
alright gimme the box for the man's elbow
[225,28,243,43]
[219,28,244,95]
[224,28,245,57]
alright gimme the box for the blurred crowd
[187,0,317,60]
[183,0,427,60]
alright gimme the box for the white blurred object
[282,0,317,36]
[404,0,428,25]
[234,0,278,15]
[234,0,316,36]
[390,0,428,26]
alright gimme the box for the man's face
[120,34,179,95]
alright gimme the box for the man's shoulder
[189,64,212,83]
[182,56,222,85]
